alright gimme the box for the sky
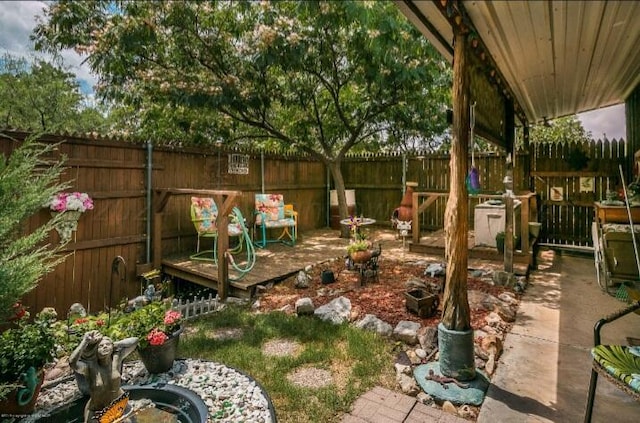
[0,1,627,140]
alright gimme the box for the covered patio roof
[396,1,640,125]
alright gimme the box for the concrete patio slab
[478,249,640,423]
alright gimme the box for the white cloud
[0,1,98,93]
[578,104,626,141]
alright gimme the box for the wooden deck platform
[161,228,532,299]
[162,228,351,298]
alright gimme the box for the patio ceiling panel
[397,1,640,125]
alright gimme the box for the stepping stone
[413,362,489,406]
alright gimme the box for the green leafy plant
[346,239,371,255]
[0,308,57,396]
[0,135,69,321]
[105,301,183,349]
[51,310,110,357]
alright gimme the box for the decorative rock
[495,303,516,323]
[498,292,518,305]
[295,298,315,316]
[468,290,500,312]
[278,304,293,313]
[397,372,420,396]
[415,348,427,359]
[480,335,503,357]
[353,314,393,337]
[405,349,422,365]
[295,270,310,288]
[313,296,351,325]
[485,312,504,327]
[393,321,421,345]
[442,400,457,415]
[424,262,446,277]
[394,363,412,375]
[416,392,434,405]
[492,270,515,287]
[458,404,477,419]
[394,351,412,367]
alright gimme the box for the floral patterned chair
[584,299,640,422]
[190,197,245,262]
[253,193,297,248]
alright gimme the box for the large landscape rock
[314,296,351,324]
[353,314,393,337]
[393,320,421,345]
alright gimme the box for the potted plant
[346,239,372,263]
[106,300,183,374]
[0,307,57,414]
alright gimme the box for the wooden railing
[411,191,539,256]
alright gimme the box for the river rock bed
[25,359,274,423]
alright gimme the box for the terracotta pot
[0,368,45,415]
[138,327,183,374]
[349,250,372,263]
[395,182,417,221]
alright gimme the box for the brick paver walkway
[341,386,467,423]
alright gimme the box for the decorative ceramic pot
[349,250,372,264]
[138,326,183,374]
[51,210,82,244]
[0,368,45,415]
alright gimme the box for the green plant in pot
[106,300,183,374]
[0,307,57,414]
[346,239,372,263]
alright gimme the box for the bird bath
[33,384,208,423]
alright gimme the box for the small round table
[339,217,376,229]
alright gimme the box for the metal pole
[145,142,152,264]
[402,153,407,195]
[261,151,265,194]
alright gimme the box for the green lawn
[180,305,397,422]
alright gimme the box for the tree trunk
[441,29,471,332]
[327,160,351,238]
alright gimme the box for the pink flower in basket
[147,328,169,346]
[164,310,182,326]
[47,191,94,213]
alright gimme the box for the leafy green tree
[0,134,68,320]
[33,0,451,223]
[527,115,593,145]
[0,54,108,133]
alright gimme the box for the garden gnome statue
[69,330,138,423]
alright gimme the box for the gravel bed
[25,359,275,423]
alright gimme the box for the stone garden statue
[69,330,138,423]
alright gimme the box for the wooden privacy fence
[0,130,630,316]
[531,138,629,247]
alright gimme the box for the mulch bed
[255,256,516,329]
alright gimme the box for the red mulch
[256,256,516,329]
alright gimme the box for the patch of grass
[180,305,396,422]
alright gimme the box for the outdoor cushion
[253,193,297,247]
[191,197,244,236]
[591,345,640,393]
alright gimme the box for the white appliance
[474,200,521,247]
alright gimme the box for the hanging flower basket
[46,192,94,244]
[51,211,82,244]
